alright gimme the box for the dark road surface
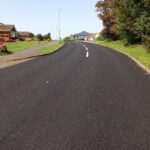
[0,42,150,150]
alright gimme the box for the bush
[96,36,106,41]
[46,38,51,42]
[36,34,44,41]
[64,37,72,41]
[142,36,150,52]
[0,43,9,53]
[44,33,51,40]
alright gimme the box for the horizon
[0,0,103,39]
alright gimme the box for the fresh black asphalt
[0,42,150,150]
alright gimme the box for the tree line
[34,33,52,41]
[95,0,150,51]
[17,33,51,41]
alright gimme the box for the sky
[0,0,103,39]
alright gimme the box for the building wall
[0,32,10,37]
[74,35,88,40]
[0,31,17,41]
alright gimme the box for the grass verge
[5,41,46,53]
[39,41,65,55]
[95,40,150,69]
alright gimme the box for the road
[0,42,150,150]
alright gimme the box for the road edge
[89,42,150,75]
[0,43,66,62]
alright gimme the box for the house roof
[74,31,92,36]
[0,24,16,32]
[17,32,32,37]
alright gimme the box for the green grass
[5,41,46,53]
[95,40,150,69]
[39,41,65,54]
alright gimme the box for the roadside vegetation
[95,0,150,69]
[96,39,150,69]
[95,0,150,51]
[5,41,46,53]
[64,37,81,42]
[0,32,52,55]
[64,37,73,42]
[39,41,64,55]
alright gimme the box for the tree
[96,0,150,50]
[134,0,150,50]
[44,33,52,41]
[111,0,140,44]
[36,34,44,41]
[112,0,150,47]
[96,0,119,40]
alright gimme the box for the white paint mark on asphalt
[46,81,49,84]
[86,51,89,57]
[81,44,89,58]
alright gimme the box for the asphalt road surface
[0,42,150,150]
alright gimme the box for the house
[72,31,92,40]
[69,31,100,41]
[0,23,17,42]
[17,32,34,41]
[85,33,101,41]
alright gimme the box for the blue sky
[0,0,103,39]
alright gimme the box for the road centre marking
[46,81,49,84]
[86,51,89,57]
[81,44,89,58]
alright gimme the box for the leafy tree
[112,0,150,47]
[44,32,52,40]
[96,0,119,40]
[134,0,150,50]
[111,0,140,44]
[96,0,150,50]
[36,34,44,41]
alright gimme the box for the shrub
[64,36,76,42]
[46,38,51,42]
[0,43,8,53]
[64,37,72,41]
[44,33,51,40]
[142,36,150,52]
[36,34,44,41]
[96,36,106,41]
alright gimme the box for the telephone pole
[58,8,61,43]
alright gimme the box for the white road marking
[81,44,89,58]
[46,81,49,84]
[86,51,89,57]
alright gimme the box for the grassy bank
[96,40,150,69]
[5,41,46,53]
[39,41,64,54]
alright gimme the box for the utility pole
[58,8,61,44]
